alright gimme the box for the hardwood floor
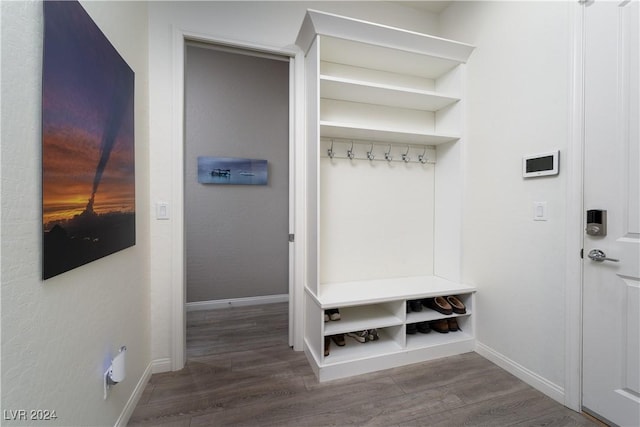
[128,303,599,426]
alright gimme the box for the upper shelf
[320,75,459,111]
[296,10,475,78]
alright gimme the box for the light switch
[156,202,169,220]
[533,201,547,221]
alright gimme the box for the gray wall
[185,45,289,302]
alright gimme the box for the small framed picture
[197,157,268,185]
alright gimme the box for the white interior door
[582,1,640,426]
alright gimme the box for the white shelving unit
[297,10,476,382]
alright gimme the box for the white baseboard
[151,357,172,374]
[475,341,565,405]
[186,294,289,311]
[114,361,152,427]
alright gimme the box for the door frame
[169,27,306,370]
[565,0,585,412]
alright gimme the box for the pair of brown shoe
[430,318,460,333]
[324,333,345,356]
[424,296,466,315]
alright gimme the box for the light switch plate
[533,201,548,221]
[156,202,169,220]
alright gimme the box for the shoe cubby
[324,326,404,365]
[323,301,404,336]
[406,293,473,324]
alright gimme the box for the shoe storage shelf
[305,276,475,382]
[296,10,476,382]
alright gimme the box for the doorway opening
[183,40,292,362]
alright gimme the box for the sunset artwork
[42,1,135,279]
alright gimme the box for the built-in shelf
[320,75,459,111]
[406,330,474,350]
[407,310,471,324]
[297,9,475,383]
[320,121,460,145]
[323,329,403,365]
[324,304,403,336]
[316,275,476,308]
[297,10,474,78]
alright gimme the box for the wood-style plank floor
[128,303,600,426]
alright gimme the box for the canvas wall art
[42,1,135,279]
[198,157,268,185]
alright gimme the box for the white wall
[1,1,150,425]
[148,1,439,369]
[319,146,436,284]
[439,1,572,399]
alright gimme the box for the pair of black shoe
[407,300,423,313]
[407,318,461,335]
[406,322,431,334]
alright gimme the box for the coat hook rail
[320,138,437,165]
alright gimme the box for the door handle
[587,249,619,263]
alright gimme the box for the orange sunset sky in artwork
[42,125,134,227]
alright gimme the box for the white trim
[114,362,153,427]
[288,58,295,348]
[186,294,289,311]
[292,49,307,352]
[170,27,305,371]
[565,0,585,412]
[475,342,565,405]
[151,358,172,374]
[171,25,186,372]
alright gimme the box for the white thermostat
[523,150,559,178]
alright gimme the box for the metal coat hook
[418,146,428,164]
[366,143,375,161]
[328,140,335,159]
[346,140,355,159]
[384,144,393,162]
[402,145,411,163]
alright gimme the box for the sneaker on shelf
[406,323,418,335]
[347,330,370,343]
[324,311,330,322]
[368,328,380,341]
[329,308,341,321]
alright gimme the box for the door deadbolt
[586,209,607,236]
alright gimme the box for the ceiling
[396,1,452,14]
